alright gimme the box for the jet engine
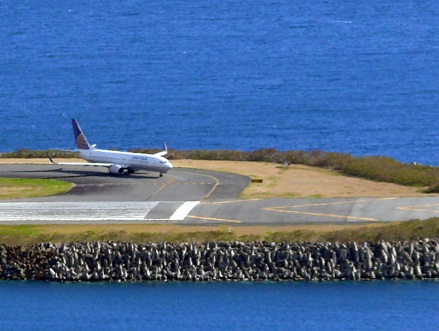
[109,164,125,175]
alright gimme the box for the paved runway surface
[1,164,439,225]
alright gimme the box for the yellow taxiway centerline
[262,199,393,222]
[263,207,378,222]
[187,215,242,224]
[397,203,439,213]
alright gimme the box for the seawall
[1,240,438,281]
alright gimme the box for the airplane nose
[167,161,173,170]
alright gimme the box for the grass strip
[0,178,72,200]
[0,218,438,245]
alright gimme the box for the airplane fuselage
[79,149,173,174]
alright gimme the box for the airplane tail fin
[72,119,91,150]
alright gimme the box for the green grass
[263,218,439,243]
[315,218,439,242]
[0,225,237,245]
[280,193,300,198]
[0,178,72,199]
[305,194,324,198]
[0,219,438,245]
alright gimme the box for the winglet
[72,118,91,150]
[154,142,168,157]
[46,152,57,164]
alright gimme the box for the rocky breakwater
[0,240,438,281]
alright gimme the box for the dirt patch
[172,160,431,198]
[0,187,30,195]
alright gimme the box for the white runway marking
[0,201,195,222]
[169,201,200,221]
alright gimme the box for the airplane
[47,119,173,177]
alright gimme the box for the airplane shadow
[4,168,161,180]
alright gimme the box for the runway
[1,164,439,225]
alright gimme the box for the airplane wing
[46,153,114,168]
[154,142,168,157]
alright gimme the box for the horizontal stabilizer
[48,149,80,153]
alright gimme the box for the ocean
[0,281,438,330]
[0,1,438,329]
[0,1,438,164]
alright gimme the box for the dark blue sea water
[1,2,439,328]
[0,281,438,330]
[0,1,438,164]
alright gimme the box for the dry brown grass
[172,160,431,198]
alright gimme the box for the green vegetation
[0,218,438,245]
[269,218,439,243]
[424,184,439,194]
[0,225,237,245]
[0,178,72,199]
[1,149,78,159]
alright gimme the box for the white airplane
[47,119,173,176]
